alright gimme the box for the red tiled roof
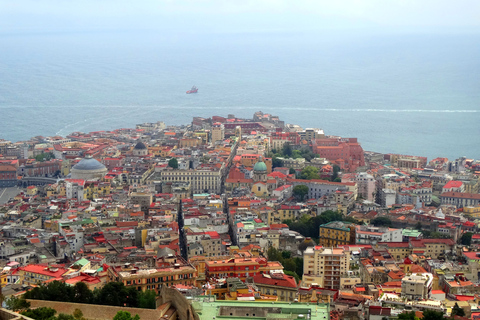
[21,264,67,278]
[441,191,480,200]
[252,273,297,288]
[443,181,463,189]
[379,242,409,248]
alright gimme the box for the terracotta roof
[441,191,480,200]
[252,273,297,288]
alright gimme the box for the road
[0,186,22,205]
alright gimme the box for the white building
[401,273,433,300]
[380,188,396,208]
[65,179,85,201]
[355,225,403,245]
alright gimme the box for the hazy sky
[1,0,479,34]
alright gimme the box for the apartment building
[107,255,197,293]
[441,192,480,208]
[205,257,282,281]
[401,273,433,300]
[355,226,402,245]
[211,123,225,143]
[318,221,355,247]
[288,178,357,200]
[303,246,350,289]
[160,166,223,194]
[252,270,298,302]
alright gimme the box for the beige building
[200,236,223,257]
[303,247,350,289]
[401,273,433,300]
[211,123,225,143]
[160,166,223,194]
[299,128,325,141]
[107,255,197,294]
[252,271,298,302]
[130,192,153,213]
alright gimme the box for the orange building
[205,257,282,281]
[312,137,365,172]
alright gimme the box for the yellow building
[1,270,7,287]
[271,205,303,224]
[376,243,411,260]
[179,138,202,148]
[193,131,209,144]
[17,264,68,285]
[61,159,71,177]
[26,186,38,196]
[318,221,355,247]
[107,255,197,293]
[253,271,298,302]
[409,239,455,259]
[464,205,480,217]
[84,182,111,200]
[251,182,269,198]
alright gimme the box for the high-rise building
[211,123,225,143]
[302,246,350,289]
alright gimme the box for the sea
[0,30,479,160]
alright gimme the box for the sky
[1,0,479,34]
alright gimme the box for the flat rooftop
[192,296,329,320]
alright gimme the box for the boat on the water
[186,86,198,94]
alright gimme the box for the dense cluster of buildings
[1,111,480,320]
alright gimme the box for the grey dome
[72,157,106,171]
[134,141,147,150]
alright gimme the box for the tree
[113,311,140,320]
[96,282,128,306]
[57,314,76,320]
[35,152,55,162]
[452,302,466,317]
[138,290,157,309]
[281,251,291,259]
[285,210,346,239]
[461,232,473,246]
[298,238,316,252]
[5,296,31,311]
[397,311,419,320]
[284,270,300,282]
[21,307,57,320]
[266,247,282,262]
[299,166,321,180]
[293,185,309,201]
[73,309,84,320]
[331,165,341,181]
[415,222,422,230]
[168,158,178,169]
[282,143,293,157]
[289,167,296,174]
[422,309,445,320]
[272,156,282,168]
[74,282,93,304]
[371,216,393,227]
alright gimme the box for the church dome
[70,156,107,180]
[134,141,147,150]
[253,160,267,172]
[72,157,106,171]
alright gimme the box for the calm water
[0,31,479,160]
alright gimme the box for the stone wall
[27,300,162,320]
[157,286,199,320]
[0,308,34,320]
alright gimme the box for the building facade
[303,247,350,289]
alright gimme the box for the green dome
[253,161,267,172]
